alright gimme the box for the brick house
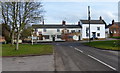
[109,20,120,37]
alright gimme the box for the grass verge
[2,44,53,57]
[83,40,120,51]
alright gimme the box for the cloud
[41,0,119,2]
[43,2,118,24]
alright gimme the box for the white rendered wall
[81,24,105,39]
[36,28,81,41]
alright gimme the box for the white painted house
[32,17,107,42]
[80,17,107,40]
[32,21,82,42]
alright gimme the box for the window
[68,36,73,38]
[57,35,61,38]
[35,29,38,32]
[38,32,42,35]
[71,30,75,33]
[97,27,100,30]
[43,28,46,32]
[67,30,69,33]
[97,33,100,37]
[57,29,60,32]
[44,35,49,39]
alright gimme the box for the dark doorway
[52,37,55,42]
[79,36,81,41]
[92,32,96,39]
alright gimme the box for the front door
[51,35,55,42]
[92,32,96,39]
[52,37,55,41]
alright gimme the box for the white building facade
[32,21,82,42]
[32,17,107,41]
[80,17,107,40]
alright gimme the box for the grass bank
[2,44,53,57]
[84,40,120,51]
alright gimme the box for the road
[54,42,119,72]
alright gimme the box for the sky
[41,1,119,25]
[0,0,119,25]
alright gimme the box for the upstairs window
[97,27,100,30]
[71,30,75,33]
[43,28,46,32]
[57,29,60,32]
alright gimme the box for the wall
[35,28,81,41]
[81,24,105,39]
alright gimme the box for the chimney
[99,16,102,20]
[112,20,114,25]
[78,21,80,25]
[62,20,66,25]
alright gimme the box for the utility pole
[88,6,91,43]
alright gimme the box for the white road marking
[87,55,117,71]
[74,48,83,53]
[70,46,73,47]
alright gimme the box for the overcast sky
[41,1,119,25]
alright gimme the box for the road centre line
[87,55,117,71]
[74,48,83,53]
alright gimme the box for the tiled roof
[80,20,106,24]
[32,24,82,28]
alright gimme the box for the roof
[114,22,120,26]
[105,24,112,29]
[80,20,106,24]
[114,22,120,24]
[105,22,120,28]
[32,24,82,28]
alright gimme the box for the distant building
[32,21,82,42]
[80,16,107,40]
[109,20,120,37]
[32,17,107,42]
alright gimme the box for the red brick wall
[109,24,120,37]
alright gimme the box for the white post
[32,35,33,45]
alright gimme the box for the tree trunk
[15,32,20,50]
[11,31,15,45]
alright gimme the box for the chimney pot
[78,21,80,25]
[112,20,114,24]
[62,20,66,25]
[99,16,102,20]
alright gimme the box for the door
[52,37,55,41]
[92,32,96,39]
[51,35,55,42]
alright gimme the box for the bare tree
[1,1,44,50]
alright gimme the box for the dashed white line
[74,48,83,53]
[87,55,117,71]
[70,46,73,47]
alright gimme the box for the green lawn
[111,37,120,39]
[2,44,53,56]
[84,40,120,51]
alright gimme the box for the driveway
[54,42,119,72]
